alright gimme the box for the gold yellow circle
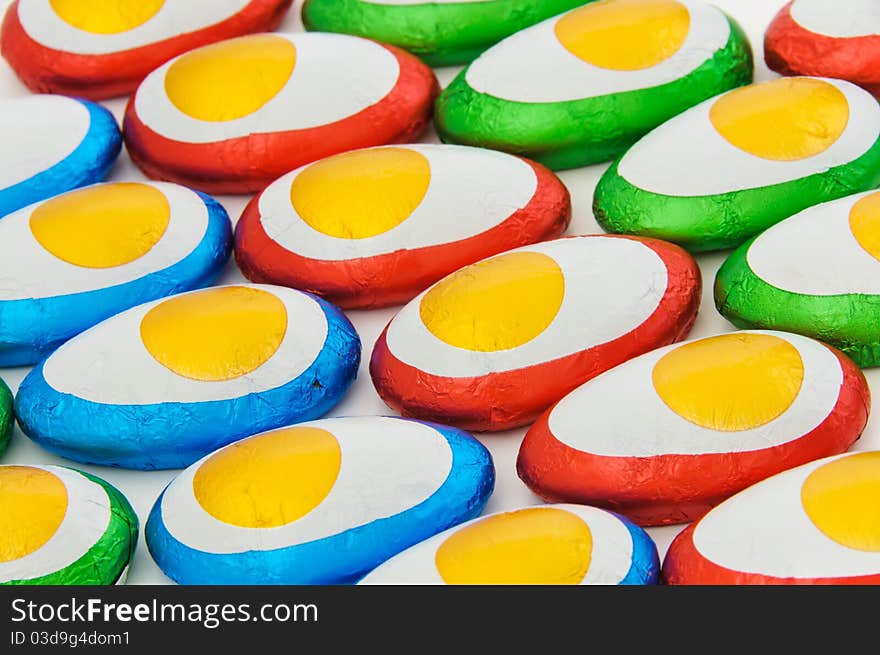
[50,0,165,34]
[165,35,297,122]
[419,252,565,352]
[140,286,288,382]
[291,148,431,239]
[193,427,342,529]
[849,192,880,262]
[709,78,850,161]
[29,183,170,269]
[435,508,592,585]
[652,333,805,432]
[554,0,690,71]
[802,452,880,553]
[0,467,68,563]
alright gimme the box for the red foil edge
[234,158,572,309]
[663,517,880,585]
[765,1,880,94]
[517,345,871,526]
[123,44,439,194]
[369,235,702,433]
[0,0,295,99]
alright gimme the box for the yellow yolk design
[709,78,850,161]
[0,467,68,563]
[652,333,805,432]
[165,35,297,122]
[849,192,880,261]
[435,507,592,585]
[29,183,171,269]
[291,148,432,239]
[554,0,691,71]
[802,452,880,552]
[49,0,165,34]
[193,427,342,529]
[419,252,565,352]
[140,286,288,382]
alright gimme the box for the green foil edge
[0,378,10,456]
[302,0,589,67]
[434,16,753,170]
[595,131,880,252]
[715,240,880,367]
[3,470,139,586]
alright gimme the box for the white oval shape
[617,78,880,196]
[133,32,400,144]
[465,0,730,103]
[42,284,328,405]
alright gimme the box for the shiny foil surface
[302,0,590,66]
[0,0,295,99]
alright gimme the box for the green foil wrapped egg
[716,190,880,367]
[301,0,589,67]
[0,465,138,585]
[435,0,752,170]
[595,76,880,252]
[0,377,10,456]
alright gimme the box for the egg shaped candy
[766,1,880,97]
[595,77,880,252]
[664,451,880,584]
[0,465,138,585]
[235,144,571,309]
[302,0,588,67]
[146,416,495,584]
[0,94,120,218]
[518,332,870,527]
[370,235,701,432]
[1,0,294,99]
[434,0,752,171]
[716,192,880,368]
[0,182,232,367]
[15,284,361,470]
[124,32,438,194]
[359,504,659,585]
[0,378,11,457]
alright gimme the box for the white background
[1,0,868,584]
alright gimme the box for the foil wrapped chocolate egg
[146,416,495,584]
[435,0,752,170]
[664,451,880,584]
[595,77,880,252]
[0,465,138,585]
[302,0,589,67]
[370,235,701,432]
[359,504,659,585]
[766,0,880,97]
[234,144,571,309]
[0,94,120,218]
[0,378,11,457]
[1,0,294,99]
[518,331,870,526]
[15,284,361,470]
[124,32,438,194]
[716,190,880,368]
[0,181,232,367]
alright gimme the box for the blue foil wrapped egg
[0,94,120,218]
[360,504,659,585]
[0,181,232,366]
[146,416,495,584]
[14,284,361,470]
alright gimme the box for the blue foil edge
[0,98,122,219]
[0,192,232,367]
[14,295,362,470]
[145,419,496,585]
[616,512,661,585]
